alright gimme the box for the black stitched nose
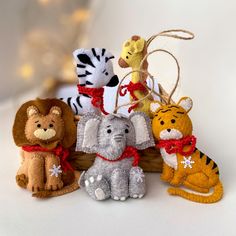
[44,128,47,131]
[167,129,171,132]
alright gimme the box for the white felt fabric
[82,118,100,149]
[130,115,150,145]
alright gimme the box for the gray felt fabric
[76,112,155,201]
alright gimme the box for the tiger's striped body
[161,147,220,189]
[60,48,119,115]
[150,97,223,203]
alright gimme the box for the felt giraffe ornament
[118,29,194,116]
[149,57,223,203]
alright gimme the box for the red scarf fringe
[77,85,108,115]
[96,146,140,166]
[157,135,197,156]
[21,145,73,172]
[119,81,147,113]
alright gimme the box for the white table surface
[0,95,235,236]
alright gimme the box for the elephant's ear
[76,113,102,153]
[129,112,155,150]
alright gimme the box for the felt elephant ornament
[76,112,155,201]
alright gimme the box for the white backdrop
[1,1,236,235]
[87,0,236,177]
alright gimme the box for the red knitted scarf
[96,146,140,167]
[157,135,197,156]
[77,85,108,115]
[119,81,147,113]
[21,145,73,172]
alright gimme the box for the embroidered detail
[119,81,147,113]
[77,85,108,115]
[132,168,145,183]
[157,135,197,156]
[49,164,62,177]
[97,146,140,166]
[181,156,195,169]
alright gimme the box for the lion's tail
[33,171,80,198]
[168,181,223,204]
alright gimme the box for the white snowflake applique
[181,156,195,169]
[132,168,145,183]
[49,164,62,177]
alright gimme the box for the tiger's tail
[168,181,223,203]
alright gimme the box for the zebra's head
[73,48,119,88]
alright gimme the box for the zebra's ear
[73,48,95,67]
[76,113,102,153]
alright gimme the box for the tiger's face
[150,97,193,140]
[118,36,146,68]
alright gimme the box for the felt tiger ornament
[60,48,119,115]
[150,97,223,203]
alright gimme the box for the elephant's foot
[84,175,110,201]
[111,168,129,201]
[129,167,146,199]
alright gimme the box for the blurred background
[1,0,235,169]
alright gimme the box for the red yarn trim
[157,135,197,156]
[22,145,73,172]
[77,85,108,115]
[119,81,147,113]
[96,146,140,167]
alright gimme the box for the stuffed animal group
[13,31,223,203]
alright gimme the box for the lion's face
[25,106,64,144]
[13,98,76,149]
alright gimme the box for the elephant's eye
[107,129,112,134]
[37,124,41,128]
[125,129,129,134]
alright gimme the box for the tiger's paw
[170,178,182,186]
[160,174,173,183]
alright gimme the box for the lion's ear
[50,106,62,116]
[27,106,39,118]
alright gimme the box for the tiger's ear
[133,38,145,53]
[150,101,162,115]
[177,97,193,113]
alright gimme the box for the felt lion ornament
[13,98,80,198]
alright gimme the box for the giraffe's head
[118,35,147,69]
[150,97,193,141]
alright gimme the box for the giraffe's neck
[130,57,146,83]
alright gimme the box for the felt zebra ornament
[60,48,119,115]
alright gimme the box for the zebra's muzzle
[106,75,119,87]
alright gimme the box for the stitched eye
[126,56,129,59]
[49,124,54,128]
[125,129,129,134]
[171,119,176,124]
[37,124,41,128]
[105,72,108,76]
[107,129,112,134]
[160,121,164,125]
